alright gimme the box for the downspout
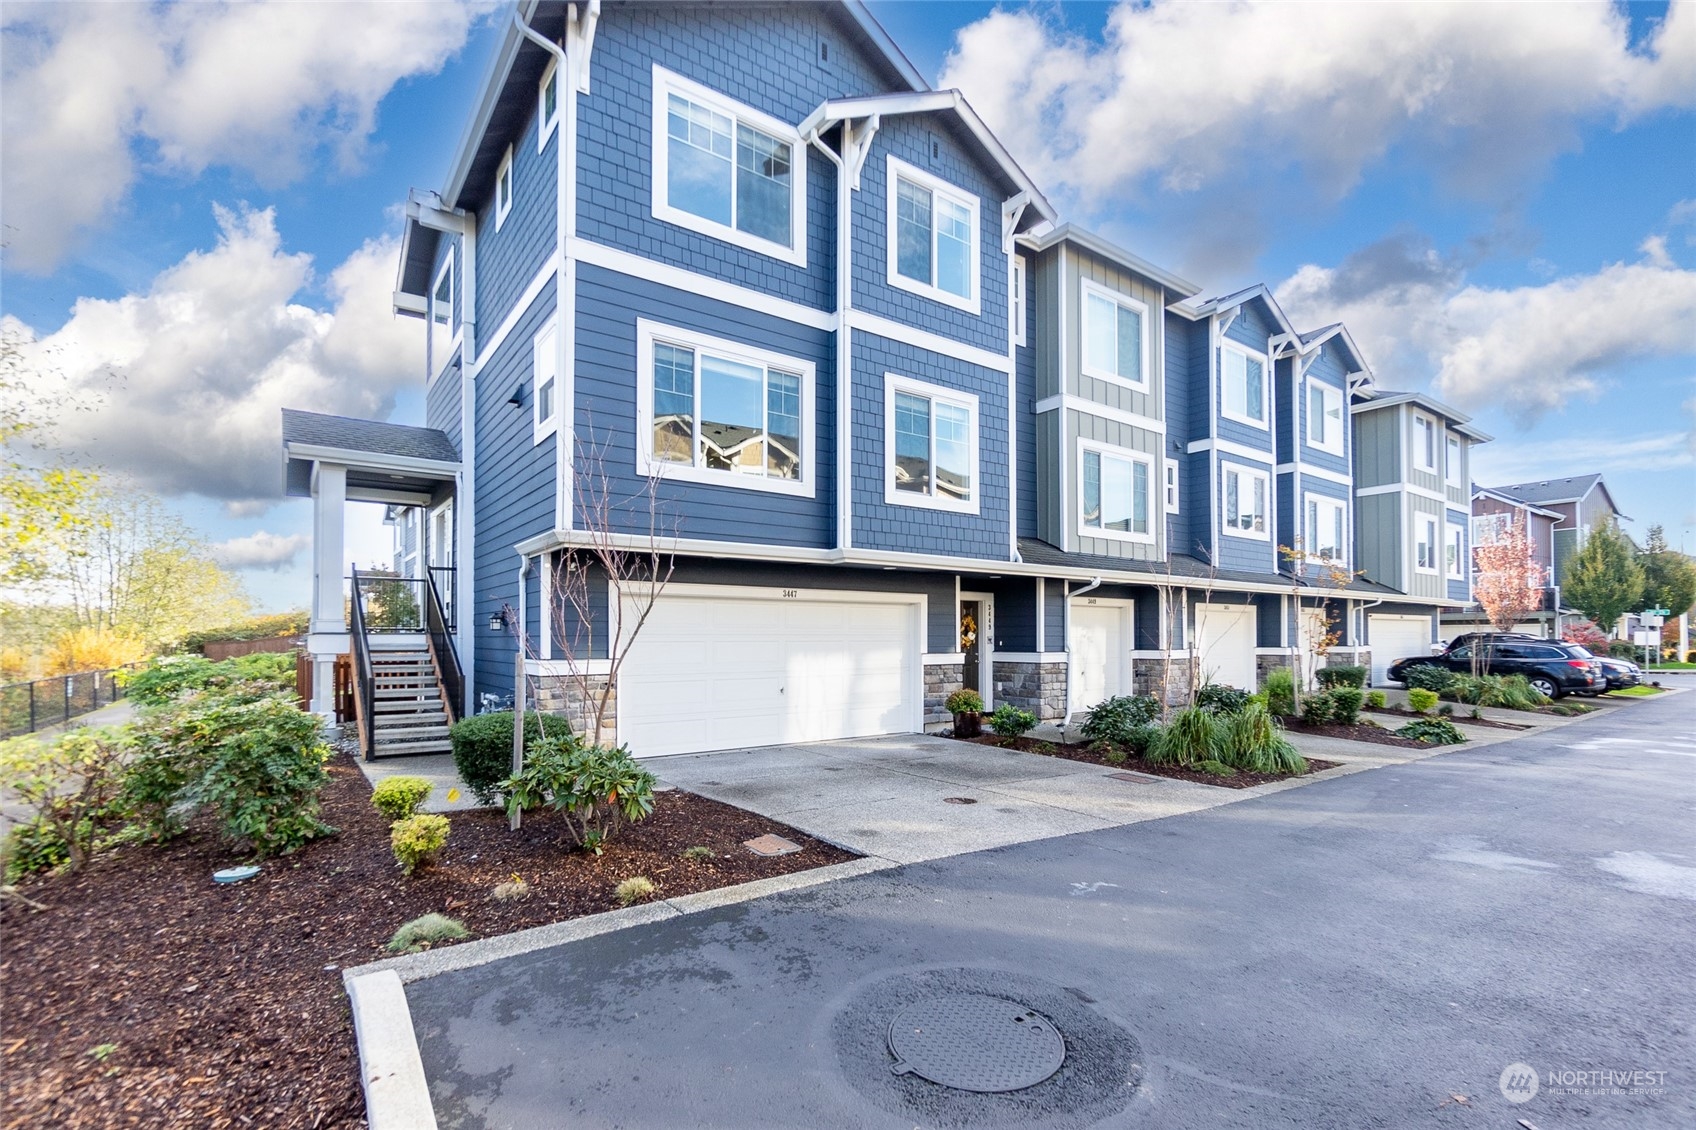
[1357,596,1385,674]
[805,125,852,552]
[1062,576,1103,710]
[459,220,478,719]
[1002,196,1028,565]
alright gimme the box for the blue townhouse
[281,0,1487,759]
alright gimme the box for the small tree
[1563,520,1645,635]
[1278,539,1358,689]
[1473,514,1544,632]
[1639,524,1696,619]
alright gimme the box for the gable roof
[1472,485,1563,519]
[282,410,460,465]
[1017,223,1200,300]
[1486,473,1628,518]
[1182,283,1299,340]
[1350,390,1493,442]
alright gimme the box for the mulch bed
[1280,718,1429,747]
[1362,705,1531,731]
[0,751,854,1129]
[958,734,1340,789]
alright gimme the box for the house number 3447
[780,589,799,598]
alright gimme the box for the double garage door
[1369,615,1435,685]
[617,589,921,757]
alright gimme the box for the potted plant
[945,689,984,738]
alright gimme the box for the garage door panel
[1196,604,1256,691]
[1370,615,1434,685]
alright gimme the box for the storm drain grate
[888,993,1065,1092]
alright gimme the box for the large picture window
[1306,380,1344,454]
[636,321,813,497]
[1081,280,1148,388]
[1223,464,1268,539]
[887,156,980,313]
[1305,494,1346,562]
[651,67,805,265]
[885,375,978,513]
[1080,443,1153,543]
[1222,345,1267,427]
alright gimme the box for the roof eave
[1020,223,1201,300]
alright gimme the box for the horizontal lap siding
[476,100,556,341]
[1297,477,1352,580]
[1044,582,1067,652]
[1216,452,1277,574]
[1216,299,1277,452]
[984,576,1037,651]
[1253,594,1282,648]
[576,263,834,548]
[425,370,462,453]
[851,330,1008,560]
[1163,312,1194,556]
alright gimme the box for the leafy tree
[1563,520,1644,633]
[0,329,98,585]
[1473,513,1544,632]
[1638,525,1696,619]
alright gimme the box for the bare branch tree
[1278,538,1362,689]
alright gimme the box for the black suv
[1387,639,1602,699]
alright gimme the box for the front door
[959,594,993,708]
[1298,607,1328,689]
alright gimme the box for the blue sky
[3,0,1692,611]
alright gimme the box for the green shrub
[1606,640,1641,660]
[1220,703,1308,774]
[1147,707,1222,766]
[372,776,433,821]
[1099,744,1129,764]
[1407,688,1439,714]
[1080,694,1161,745]
[987,704,1038,739]
[122,653,295,708]
[123,690,333,856]
[1329,687,1365,726]
[1365,690,1387,709]
[1195,683,1251,716]
[1195,759,1236,777]
[503,738,656,855]
[175,611,309,654]
[0,728,131,880]
[1444,674,1548,710]
[387,913,469,954]
[450,710,574,805]
[1315,665,1367,689]
[1261,667,1297,717]
[1121,723,1161,755]
[390,813,450,876]
[1300,691,1335,724]
[1402,665,1454,693]
[1437,703,1454,717]
[681,846,715,861]
[1396,718,1466,745]
[615,876,657,906]
[944,689,983,715]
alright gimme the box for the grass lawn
[1648,662,1696,670]
[1607,685,1665,697]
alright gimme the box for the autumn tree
[1473,513,1545,632]
[1563,520,1644,635]
[0,328,98,584]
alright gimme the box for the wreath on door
[960,611,978,653]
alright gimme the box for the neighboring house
[286,0,1491,759]
[1437,486,1561,640]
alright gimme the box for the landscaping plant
[1315,665,1367,689]
[387,913,469,954]
[1403,665,1454,694]
[390,813,451,876]
[1261,667,1297,717]
[502,736,657,854]
[1396,718,1466,745]
[449,709,574,805]
[614,876,657,906]
[1194,683,1251,716]
[987,703,1038,739]
[1220,703,1308,774]
[492,873,530,900]
[1329,687,1365,726]
[943,689,983,715]
[122,652,294,708]
[1365,690,1387,709]
[681,846,715,861]
[371,776,433,821]
[1407,688,1439,714]
[0,728,131,880]
[1195,760,1236,777]
[1443,674,1547,710]
[1300,690,1335,724]
[1147,707,1223,766]
[1080,694,1161,745]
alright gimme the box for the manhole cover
[942,796,978,805]
[887,993,1065,1092]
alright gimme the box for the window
[1222,464,1269,539]
[429,250,454,375]
[887,156,980,313]
[1416,514,1439,572]
[538,58,559,147]
[1413,414,1437,472]
[1222,345,1267,427]
[1079,443,1154,543]
[1305,494,1346,562]
[635,321,814,496]
[1445,435,1463,485]
[532,321,558,444]
[1164,458,1180,514]
[885,376,978,513]
[1472,513,1510,545]
[651,67,805,264]
[494,145,514,230]
[1081,280,1148,388]
[1011,255,1027,346]
[1445,523,1465,579]
[1306,380,1344,454]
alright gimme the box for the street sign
[1642,613,1665,628]
[1646,608,1670,616]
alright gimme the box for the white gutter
[805,126,853,552]
[1003,194,1027,564]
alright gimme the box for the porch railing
[425,567,463,724]
[348,566,377,756]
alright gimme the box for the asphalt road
[407,683,1696,1129]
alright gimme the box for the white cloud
[1473,429,1695,488]
[1,0,493,272]
[211,530,310,571]
[940,0,1695,215]
[5,205,425,506]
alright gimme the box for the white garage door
[1070,603,1129,716]
[1196,603,1256,691]
[618,590,920,756]
[1370,614,1436,686]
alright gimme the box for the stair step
[375,726,451,742]
[369,739,455,757]
[371,652,432,662]
[375,689,442,701]
[373,699,442,713]
[373,677,437,687]
[372,661,432,670]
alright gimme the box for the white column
[308,462,349,718]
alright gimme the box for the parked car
[1388,639,1602,699]
[1596,656,1642,691]
[1440,631,1540,655]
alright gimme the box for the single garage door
[1370,614,1435,686]
[618,589,920,756]
[1195,603,1256,691]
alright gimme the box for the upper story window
[494,145,514,230]
[1011,255,1027,346]
[539,58,559,147]
[1222,464,1268,540]
[1306,380,1344,454]
[1415,513,1439,573]
[1081,280,1149,389]
[1446,523,1465,579]
[1079,443,1154,543]
[635,320,814,497]
[1472,512,1511,545]
[1305,494,1346,562]
[1221,344,1267,428]
[885,375,978,513]
[1412,413,1438,472]
[651,67,806,266]
[532,321,558,445]
[887,156,980,314]
[1445,435,1463,486]
[1164,459,1180,514]
[429,250,454,375]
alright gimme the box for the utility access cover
[888,994,1065,1093]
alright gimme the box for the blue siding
[1215,297,1278,452]
[1044,582,1067,652]
[1298,339,1352,479]
[850,330,1009,560]
[1215,452,1278,574]
[1015,265,1038,539]
[475,97,557,346]
[1446,506,1471,602]
[1163,311,1194,557]
[575,263,836,548]
[985,576,1037,651]
[1253,594,1281,648]
[425,370,463,454]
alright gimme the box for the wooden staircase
[364,641,453,757]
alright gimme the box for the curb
[343,968,438,1130]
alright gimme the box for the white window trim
[1302,491,1348,566]
[650,65,807,267]
[1220,342,1270,430]
[1445,434,1463,487]
[429,248,457,379]
[1415,513,1440,574]
[1304,378,1344,456]
[634,319,816,498]
[1472,512,1510,546]
[1412,412,1438,473]
[532,320,558,445]
[1221,462,1270,541]
[884,373,980,515]
[1076,440,1156,544]
[494,144,514,231]
[538,56,560,149]
[1079,277,1150,391]
[1011,255,1027,347]
[885,154,982,316]
[1445,522,1466,580]
[1164,458,1180,515]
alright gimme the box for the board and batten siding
[1355,491,1401,590]
[1403,409,1443,495]
[1035,408,1063,548]
[1069,410,1164,561]
[1062,250,1164,418]
[1404,493,1445,600]
[1351,406,1400,489]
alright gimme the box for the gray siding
[1405,493,1445,599]
[1069,410,1164,561]
[1035,409,1062,547]
[1063,249,1164,417]
[1356,491,1401,589]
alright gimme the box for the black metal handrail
[0,663,143,739]
[427,565,457,633]
[425,568,464,725]
[348,566,377,758]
